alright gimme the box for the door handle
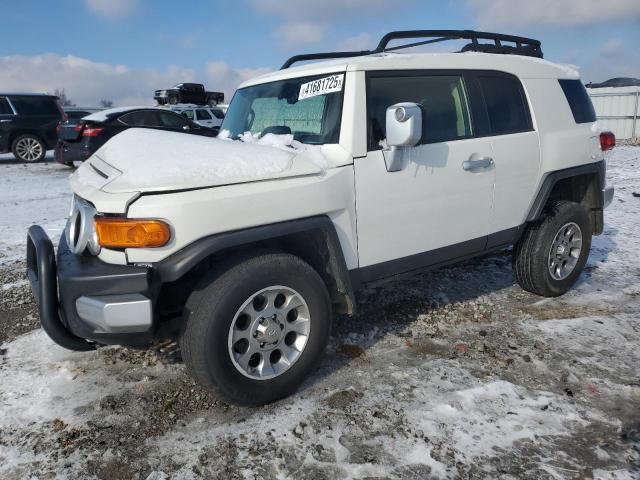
[462,154,494,171]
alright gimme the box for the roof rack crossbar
[280,29,543,69]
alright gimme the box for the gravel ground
[0,148,638,479]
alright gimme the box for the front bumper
[26,225,157,348]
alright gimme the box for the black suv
[154,83,224,106]
[0,94,64,162]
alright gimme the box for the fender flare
[526,160,605,222]
[154,216,356,312]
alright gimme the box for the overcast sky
[1,0,639,106]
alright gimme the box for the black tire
[12,134,46,162]
[207,98,217,107]
[168,96,178,105]
[180,252,332,406]
[513,201,592,297]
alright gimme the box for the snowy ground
[0,148,638,479]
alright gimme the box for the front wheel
[168,96,178,105]
[513,201,592,297]
[180,252,332,406]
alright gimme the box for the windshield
[221,73,344,145]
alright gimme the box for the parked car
[27,30,615,406]
[154,83,224,106]
[170,105,225,128]
[0,93,65,162]
[55,106,216,166]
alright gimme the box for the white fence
[587,86,640,140]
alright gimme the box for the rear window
[478,75,532,135]
[118,110,160,127]
[0,97,13,115]
[10,96,60,116]
[558,79,596,123]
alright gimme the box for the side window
[118,110,161,127]
[210,108,225,119]
[0,97,13,115]
[181,110,195,120]
[10,97,59,116]
[158,111,189,127]
[558,79,596,124]
[367,74,474,149]
[195,109,212,120]
[478,75,532,135]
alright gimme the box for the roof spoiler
[280,29,543,69]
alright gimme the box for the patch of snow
[0,158,70,266]
[88,128,326,193]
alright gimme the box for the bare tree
[100,99,114,108]
[54,88,75,107]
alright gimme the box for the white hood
[71,128,329,194]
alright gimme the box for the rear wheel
[513,201,592,297]
[12,134,45,162]
[180,252,332,406]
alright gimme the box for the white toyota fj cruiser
[27,30,615,405]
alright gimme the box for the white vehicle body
[27,31,615,404]
[71,52,606,270]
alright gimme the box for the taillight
[600,131,615,151]
[82,126,104,137]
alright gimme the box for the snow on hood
[74,128,329,194]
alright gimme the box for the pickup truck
[154,83,224,106]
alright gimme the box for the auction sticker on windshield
[298,74,344,101]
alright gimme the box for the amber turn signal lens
[95,218,170,248]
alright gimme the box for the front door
[354,71,495,281]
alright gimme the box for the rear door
[194,108,215,128]
[0,96,16,152]
[354,70,496,281]
[473,73,540,243]
[9,96,62,148]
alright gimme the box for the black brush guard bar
[281,29,543,69]
[26,225,96,351]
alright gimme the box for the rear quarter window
[478,75,532,135]
[558,79,596,123]
[9,97,60,116]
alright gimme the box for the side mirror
[383,102,422,172]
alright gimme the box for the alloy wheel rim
[16,137,43,161]
[548,222,583,280]
[227,285,311,380]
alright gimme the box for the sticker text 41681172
[298,74,344,101]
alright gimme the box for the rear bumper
[27,225,158,348]
[55,141,92,165]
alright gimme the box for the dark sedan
[55,107,217,166]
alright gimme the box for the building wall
[587,86,640,140]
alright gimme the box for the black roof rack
[280,29,543,69]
